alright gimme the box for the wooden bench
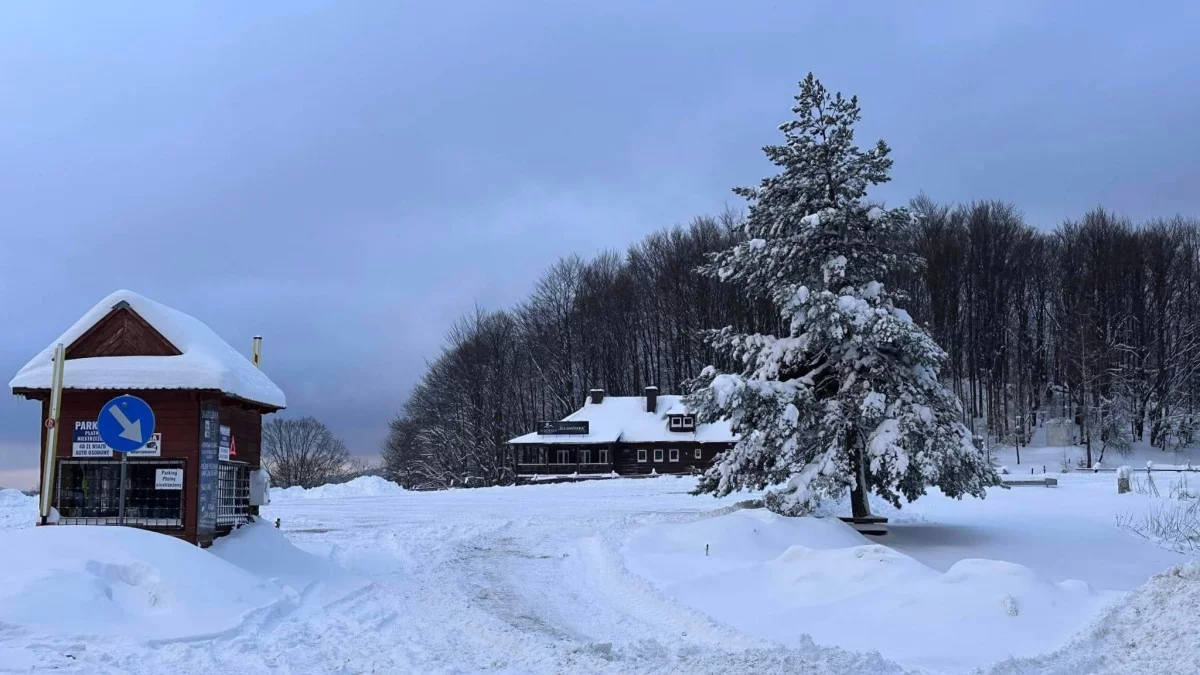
[839,515,890,535]
[1003,475,1060,485]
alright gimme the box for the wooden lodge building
[9,290,286,546]
[508,387,736,477]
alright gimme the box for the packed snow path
[0,475,1192,673]
[2,479,903,674]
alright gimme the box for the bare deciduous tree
[263,416,351,488]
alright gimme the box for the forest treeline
[382,198,1200,489]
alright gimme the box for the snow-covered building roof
[9,290,286,409]
[508,390,736,445]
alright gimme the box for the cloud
[1,1,1199,469]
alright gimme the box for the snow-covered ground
[0,474,1195,674]
[988,426,1199,473]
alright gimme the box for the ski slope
[0,475,1194,674]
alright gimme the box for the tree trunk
[850,440,872,518]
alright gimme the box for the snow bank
[210,520,351,593]
[271,475,404,500]
[0,489,38,530]
[0,488,34,508]
[623,509,1115,672]
[989,562,1200,674]
[0,526,283,639]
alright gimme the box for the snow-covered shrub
[1116,499,1200,554]
[1096,408,1134,460]
[1169,475,1197,501]
[1131,473,1161,497]
[1158,414,1200,454]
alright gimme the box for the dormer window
[668,415,695,431]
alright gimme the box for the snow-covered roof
[508,394,736,445]
[9,290,286,409]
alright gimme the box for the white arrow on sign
[108,404,144,443]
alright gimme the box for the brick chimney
[589,389,605,404]
[645,386,658,413]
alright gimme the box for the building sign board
[219,425,232,462]
[537,420,590,436]
[72,421,161,457]
[155,468,183,490]
[71,420,111,457]
[197,403,220,538]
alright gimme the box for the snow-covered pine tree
[686,74,999,517]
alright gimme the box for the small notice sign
[155,468,183,490]
[131,433,162,457]
[72,420,112,457]
[219,425,232,461]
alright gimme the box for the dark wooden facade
[516,442,733,477]
[13,300,278,546]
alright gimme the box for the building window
[653,449,664,462]
[555,448,571,464]
[669,415,696,431]
[519,447,545,464]
[637,449,647,463]
[55,458,185,528]
[599,449,608,464]
[217,462,250,527]
[669,449,679,462]
[694,448,703,460]
[580,449,592,464]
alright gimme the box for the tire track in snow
[0,485,909,674]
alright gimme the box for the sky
[2,2,1199,486]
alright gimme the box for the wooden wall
[40,389,201,543]
[218,398,263,469]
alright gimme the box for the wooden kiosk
[9,290,286,546]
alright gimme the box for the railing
[55,458,185,528]
[217,462,250,527]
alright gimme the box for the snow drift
[210,520,351,593]
[988,562,1200,675]
[0,489,36,530]
[0,520,354,641]
[0,526,283,640]
[271,475,404,500]
[623,508,1115,672]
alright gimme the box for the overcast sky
[2,2,1198,486]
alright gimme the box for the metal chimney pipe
[252,336,263,368]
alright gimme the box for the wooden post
[252,336,263,368]
[38,343,66,524]
[1117,466,1131,494]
